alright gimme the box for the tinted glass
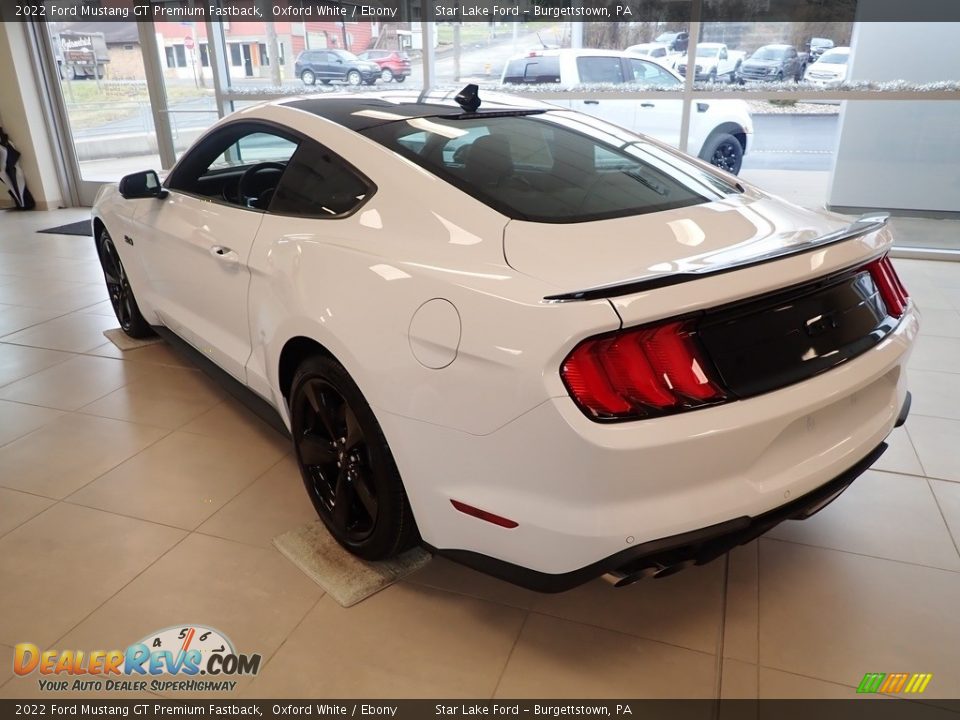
[269,141,370,217]
[752,47,787,60]
[364,114,735,223]
[627,59,681,86]
[502,56,561,84]
[818,51,849,64]
[577,56,625,84]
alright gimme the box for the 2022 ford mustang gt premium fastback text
[93,87,918,592]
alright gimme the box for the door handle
[210,245,239,264]
[584,100,599,105]
[641,102,656,108]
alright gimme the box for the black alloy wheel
[290,356,417,560]
[711,140,741,173]
[96,228,152,338]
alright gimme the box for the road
[742,113,839,171]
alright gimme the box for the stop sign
[184,35,195,50]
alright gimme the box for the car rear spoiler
[542,213,890,302]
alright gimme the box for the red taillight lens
[866,255,910,318]
[561,319,726,421]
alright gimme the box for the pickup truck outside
[677,43,745,82]
[740,44,808,82]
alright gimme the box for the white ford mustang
[92,87,918,592]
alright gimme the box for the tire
[700,132,744,175]
[729,63,741,84]
[96,227,153,338]
[363,79,377,86]
[346,69,362,86]
[709,68,717,83]
[301,69,316,86]
[394,75,406,83]
[290,355,418,560]
[776,71,784,82]
[380,67,394,82]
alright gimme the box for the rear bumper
[436,432,897,592]
[382,306,918,586]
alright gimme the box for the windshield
[655,33,677,43]
[818,51,848,64]
[751,47,785,60]
[697,47,719,57]
[363,113,737,223]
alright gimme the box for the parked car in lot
[94,87,917,591]
[357,49,411,83]
[740,44,807,82]
[501,49,753,174]
[295,49,381,86]
[808,37,835,62]
[655,30,689,53]
[624,42,678,68]
[676,42,745,82]
[805,47,851,88]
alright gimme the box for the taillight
[866,255,909,318]
[561,319,726,421]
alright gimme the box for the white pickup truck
[677,43,745,82]
[500,49,753,174]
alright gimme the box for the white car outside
[92,90,917,591]
[805,47,851,88]
[676,42,746,82]
[624,42,679,68]
[500,48,754,174]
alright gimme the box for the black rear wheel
[96,228,152,338]
[700,133,744,175]
[290,356,417,560]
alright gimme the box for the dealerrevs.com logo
[13,625,262,693]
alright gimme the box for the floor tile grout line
[713,553,730,701]
[490,610,529,700]
[524,607,719,659]
[763,535,960,574]
[902,423,931,478]
[925,478,960,563]
[241,594,327,696]
[755,541,761,699]
[871,465,960,486]
[43,532,194,654]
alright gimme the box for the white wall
[0,23,65,209]
[828,21,960,213]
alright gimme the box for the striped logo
[857,672,933,694]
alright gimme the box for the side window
[652,48,665,58]
[208,132,297,170]
[576,56,625,84]
[269,141,371,217]
[628,59,680,87]
[719,48,728,60]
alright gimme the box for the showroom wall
[0,23,64,209]
[828,21,960,214]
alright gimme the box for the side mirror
[118,170,166,199]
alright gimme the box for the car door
[624,57,684,149]
[570,55,638,132]
[131,123,299,382]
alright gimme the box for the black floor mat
[37,220,92,236]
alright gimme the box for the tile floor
[1,208,959,700]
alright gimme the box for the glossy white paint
[93,95,916,578]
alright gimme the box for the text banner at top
[4,0,960,23]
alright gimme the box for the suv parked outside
[501,49,753,174]
[357,49,412,83]
[295,49,381,86]
[740,44,807,82]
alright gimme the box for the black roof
[281,93,551,132]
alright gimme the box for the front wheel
[700,133,744,175]
[290,355,418,560]
[301,69,316,86]
[380,67,394,82]
[96,227,152,338]
[346,70,362,86]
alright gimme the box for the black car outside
[295,49,380,87]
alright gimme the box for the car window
[627,59,680,86]
[818,51,849,64]
[208,132,297,170]
[502,56,561,84]
[699,47,719,57]
[652,48,665,58]
[576,56,625,84]
[364,113,734,223]
[269,140,371,217]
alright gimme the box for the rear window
[362,113,737,223]
[502,56,561,84]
